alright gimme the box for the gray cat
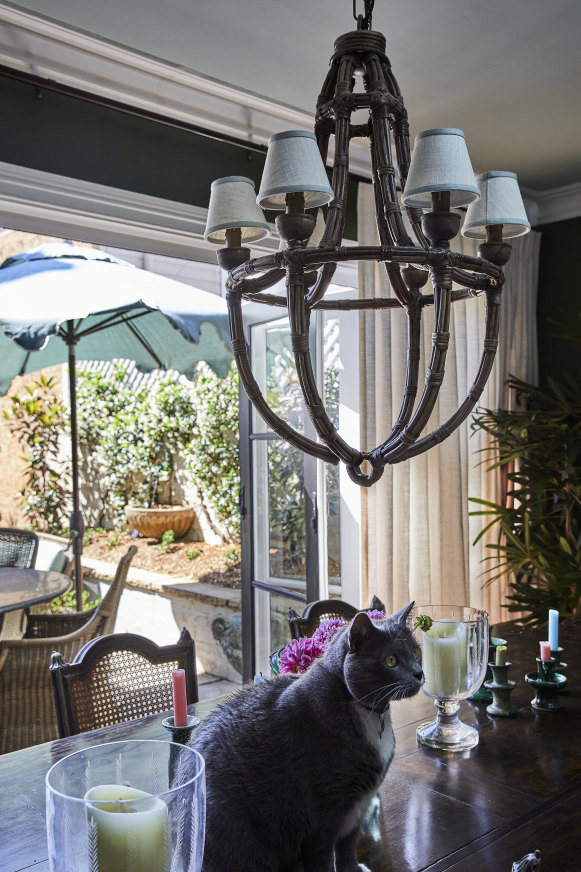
[191,600,423,872]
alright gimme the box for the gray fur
[192,601,422,872]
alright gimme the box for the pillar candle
[495,645,507,666]
[85,784,168,872]
[172,669,188,727]
[422,619,468,698]
[539,641,551,661]
[548,609,559,651]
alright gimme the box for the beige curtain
[358,182,540,623]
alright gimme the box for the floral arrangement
[277,609,386,675]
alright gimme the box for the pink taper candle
[539,641,551,661]
[172,669,188,727]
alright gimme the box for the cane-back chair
[51,628,198,737]
[0,545,136,753]
[287,599,359,640]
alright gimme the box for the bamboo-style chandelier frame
[217,0,513,487]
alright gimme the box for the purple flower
[366,609,386,620]
[279,637,324,675]
[312,619,346,651]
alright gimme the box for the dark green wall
[0,70,358,240]
[536,216,581,385]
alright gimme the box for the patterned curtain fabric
[357,182,540,623]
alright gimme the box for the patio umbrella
[0,242,232,602]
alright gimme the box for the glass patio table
[0,567,71,613]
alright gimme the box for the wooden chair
[287,599,359,639]
[0,545,136,754]
[51,628,198,737]
[0,528,39,568]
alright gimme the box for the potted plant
[470,369,581,627]
[122,378,198,540]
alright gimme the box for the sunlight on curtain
[358,182,540,623]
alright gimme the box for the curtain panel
[357,182,540,623]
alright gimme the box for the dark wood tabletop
[0,620,578,872]
[0,568,71,614]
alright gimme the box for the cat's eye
[385,654,398,667]
[413,647,420,660]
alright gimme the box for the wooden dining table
[0,567,71,614]
[0,620,578,872]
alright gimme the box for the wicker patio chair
[0,545,136,754]
[24,545,136,639]
[0,528,40,640]
[51,627,198,738]
[287,599,359,639]
[0,528,39,568]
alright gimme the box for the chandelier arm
[379,279,453,464]
[287,263,363,466]
[236,287,485,311]
[226,289,338,464]
[226,268,286,298]
[394,287,502,462]
[305,261,337,307]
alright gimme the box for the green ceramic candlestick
[525,657,567,711]
[484,661,517,717]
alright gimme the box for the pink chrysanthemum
[366,609,386,620]
[311,618,346,651]
[279,637,323,675]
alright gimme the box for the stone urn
[124,505,196,540]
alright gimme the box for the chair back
[288,599,359,639]
[51,628,198,737]
[24,544,136,639]
[0,546,136,754]
[0,528,39,568]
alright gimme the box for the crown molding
[522,182,581,226]
[0,2,372,178]
[0,160,281,262]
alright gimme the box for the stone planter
[124,505,196,540]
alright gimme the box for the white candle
[548,609,559,651]
[422,619,468,698]
[85,784,168,872]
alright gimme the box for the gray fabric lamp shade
[462,171,531,239]
[204,176,270,244]
[402,128,480,209]
[257,130,334,210]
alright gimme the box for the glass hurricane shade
[462,171,531,239]
[402,128,480,209]
[204,176,270,244]
[257,130,334,210]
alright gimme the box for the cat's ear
[369,595,386,612]
[392,602,415,626]
[348,612,375,653]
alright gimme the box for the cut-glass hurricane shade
[204,176,270,244]
[257,130,334,210]
[462,171,531,239]
[402,128,480,209]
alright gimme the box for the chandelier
[204,0,530,487]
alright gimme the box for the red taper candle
[172,669,188,727]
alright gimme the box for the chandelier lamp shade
[204,0,530,487]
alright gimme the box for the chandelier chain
[353,0,374,30]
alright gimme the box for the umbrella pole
[67,332,84,608]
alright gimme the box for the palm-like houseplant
[470,370,581,627]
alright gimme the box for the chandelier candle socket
[205,0,531,485]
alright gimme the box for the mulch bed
[82,530,241,589]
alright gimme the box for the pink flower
[279,637,324,675]
[312,619,345,651]
[366,609,386,620]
